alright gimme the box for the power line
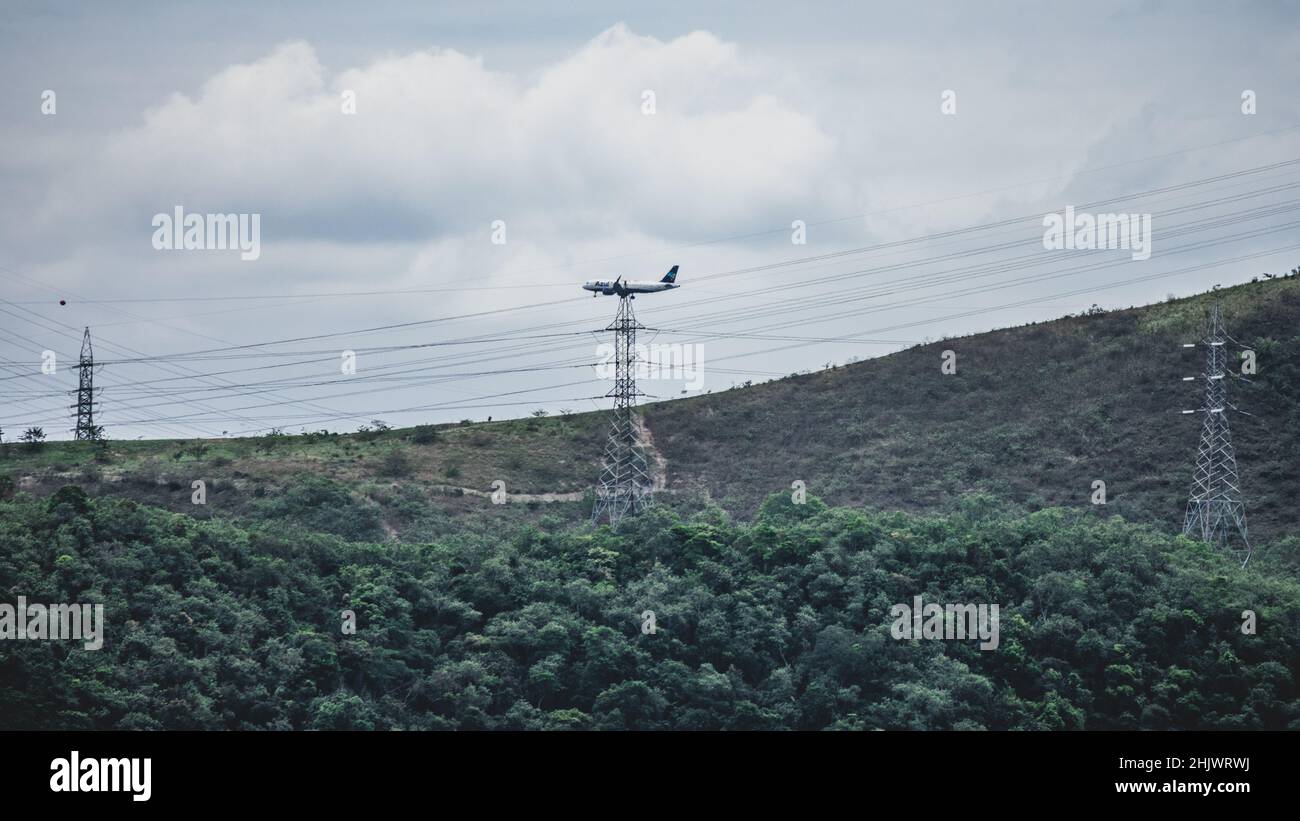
[591,296,653,525]
[72,327,98,440]
[4,159,1298,437]
[1181,304,1252,567]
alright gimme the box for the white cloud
[4,10,1298,438]
[29,26,837,258]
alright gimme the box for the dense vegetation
[2,279,1298,730]
[2,486,1297,730]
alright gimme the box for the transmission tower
[72,326,99,441]
[591,295,653,525]
[1181,304,1251,566]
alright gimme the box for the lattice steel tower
[73,326,98,440]
[591,295,653,525]
[1182,304,1251,566]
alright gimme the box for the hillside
[3,276,1298,548]
[3,487,1298,729]
[4,278,1300,731]
[647,275,1300,542]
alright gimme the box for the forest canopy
[1,486,1297,730]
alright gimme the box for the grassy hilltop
[3,276,1299,544]
[646,275,1300,540]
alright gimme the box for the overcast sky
[2,1,1299,440]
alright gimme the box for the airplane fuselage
[583,265,681,297]
[582,280,679,296]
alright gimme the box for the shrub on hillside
[377,449,412,478]
[249,475,383,541]
[410,425,438,445]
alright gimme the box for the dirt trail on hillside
[428,484,585,503]
[635,413,668,491]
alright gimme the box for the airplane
[583,265,679,298]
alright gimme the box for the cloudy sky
[2,1,1298,440]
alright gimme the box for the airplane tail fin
[661,265,679,284]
